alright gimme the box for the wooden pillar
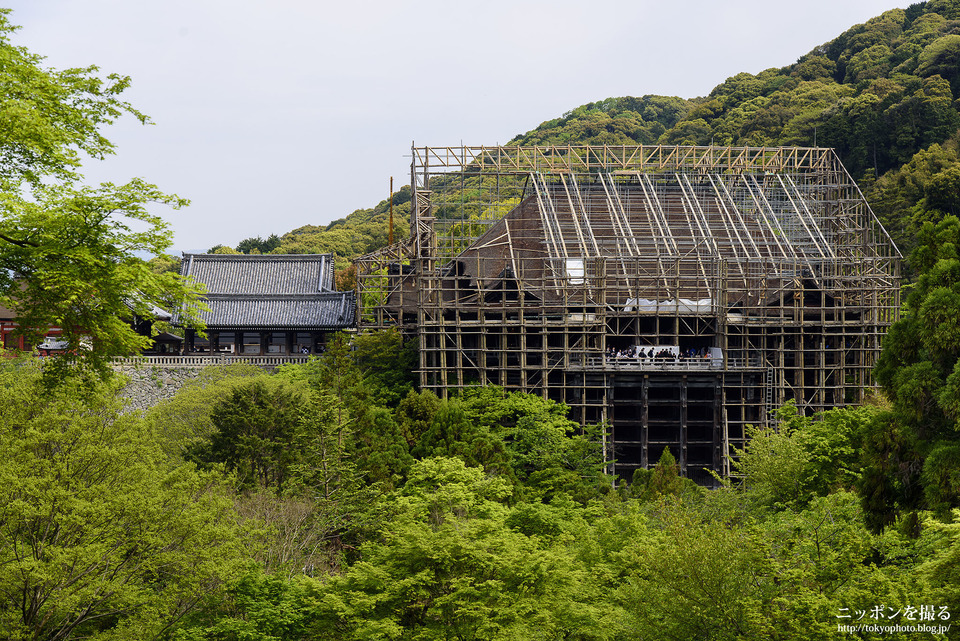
[641,375,649,469]
[680,376,688,477]
[714,378,723,477]
[259,331,267,356]
[285,331,294,355]
[185,328,195,353]
[211,331,220,352]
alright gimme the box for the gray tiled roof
[125,299,172,321]
[181,253,335,294]
[176,253,354,330]
[194,292,356,329]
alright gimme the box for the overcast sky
[9,0,907,253]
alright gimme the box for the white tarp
[623,298,713,313]
[565,259,585,285]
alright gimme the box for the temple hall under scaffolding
[356,145,901,483]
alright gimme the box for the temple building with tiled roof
[176,253,355,355]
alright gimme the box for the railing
[112,354,314,368]
[569,353,764,372]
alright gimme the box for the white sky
[8,0,908,253]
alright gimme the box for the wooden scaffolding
[356,144,901,483]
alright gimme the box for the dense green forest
[8,1,960,639]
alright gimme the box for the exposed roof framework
[408,144,897,270]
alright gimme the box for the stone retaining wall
[113,356,304,413]
[115,364,207,414]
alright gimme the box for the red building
[0,302,64,354]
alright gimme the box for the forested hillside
[9,3,960,639]
[216,1,960,265]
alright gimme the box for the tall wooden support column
[680,376,688,476]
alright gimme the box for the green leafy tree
[917,33,960,93]
[864,214,960,528]
[610,492,908,641]
[457,386,609,501]
[0,359,245,639]
[207,244,240,254]
[395,388,442,446]
[308,457,610,640]
[628,447,702,502]
[413,398,513,479]
[173,571,319,641]
[732,402,874,510]
[236,234,281,254]
[272,189,412,264]
[140,363,268,463]
[509,96,692,147]
[918,510,960,622]
[350,328,418,408]
[348,404,414,489]
[0,11,203,380]
[184,374,375,573]
[197,378,311,492]
[277,331,418,488]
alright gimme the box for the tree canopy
[0,360,245,639]
[0,9,203,380]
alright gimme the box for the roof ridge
[202,292,355,299]
[182,253,334,260]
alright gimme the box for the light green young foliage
[0,180,206,383]
[140,363,267,463]
[734,422,810,508]
[613,498,777,641]
[919,510,960,619]
[758,493,905,639]
[0,10,141,186]
[0,11,204,381]
[309,458,612,641]
[610,493,911,641]
[171,571,321,641]
[0,359,245,640]
[733,402,874,510]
